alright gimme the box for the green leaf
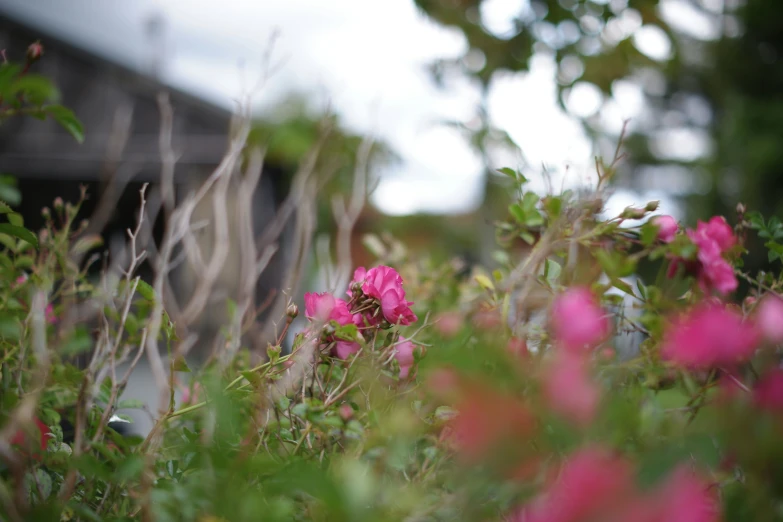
[0,175,21,206]
[118,399,146,410]
[497,167,517,178]
[334,322,360,342]
[135,279,156,301]
[10,74,59,105]
[7,212,23,227]
[509,202,526,224]
[474,273,495,292]
[170,355,191,373]
[44,105,84,144]
[0,313,21,341]
[0,63,21,98]
[0,223,38,248]
[60,327,94,356]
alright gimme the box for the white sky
[0,0,709,220]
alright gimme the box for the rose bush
[3,42,783,522]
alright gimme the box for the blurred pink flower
[350,266,417,326]
[339,404,353,421]
[550,287,611,352]
[652,466,721,522]
[507,336,529,360]
[394,336,417,379]
[517,446,634,522]
[45,303,57,325]
[450,386,534,463]
[651,215,678,243]
[699,257,738,295]
[434,311,462,337]
[756,295,783,344]
[303,292,354,326]
[702,216,737,252]
[754,368,783,412]
[542,351,600,427]
[660,303,759,369]
[607,466,720,522]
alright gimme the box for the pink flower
[756,295,783,344]
[651,215,678,243]
[667,216,738,296]
[350,266,417,326]
[607,466,720,522]
[335,340,361,360]
[450,386,534,463]
[434,311,462,338]
[550,287,611,352]
[394,336,417,379]
[303,292,354,326]
[542,352,600,427]
[651,466,721,522]
[660,303,759,369]
[45,303,57,325]
[754,368,783,412]
[699,257,738,295]
[702,216,737,252]
[517,446,634,522]
[339,404,353,421]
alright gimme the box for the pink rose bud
[756,295,783,344]
[651,215,678,243]
[26,41,43,62]
[339,404,353,421]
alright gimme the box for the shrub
[3,42,783,522]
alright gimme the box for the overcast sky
[0,0,691,219]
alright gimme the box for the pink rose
[303,292,354,326]
[651,215,678,243]
[350,266,417,326]
[542,351,600,427]
[335,340,361,360]
[394,336,417,379]
[667,215,738,296]
[550,287,611,352]
[660,303,759,369]
[515,446,634,522]
[699,257,738,295]
[651,466,721,522]
[756,295,783,344]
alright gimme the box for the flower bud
[26,41,43,63]
[266,344,281,361]
[286,303,299,319]
[53,197,63,210]
[644,200,660,212]
[736,202,746,216]
[41,207,50,218]
[339,404,353,421]
[621,206,646,220]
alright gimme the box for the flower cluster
[302,265,419,376]
[512,447,719,522]
[349,266,417,326]
[664,216,738,295]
